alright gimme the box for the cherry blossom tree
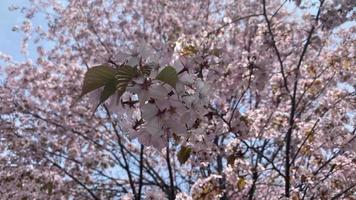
[0,0,355,199]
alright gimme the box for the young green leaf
[99,81,118,104]
[115,65,139,81]
[96,65,139,108]
[156,66,178,88]
[81,64,141,111]
[80,64,117,97]
[177,146,192,164]
[237,177,247,190]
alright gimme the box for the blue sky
[0,0,51,62]
[0,0,28,61]
[0,0,52,84]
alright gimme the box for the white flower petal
[142,103,158,120]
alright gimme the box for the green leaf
[80,64,117,97]
[177,146,192,164]
[98,65,140,106]
[210,48,222,57]
[115,65,139,82]
[237,177,246,190]
[139,64,153,76]
[41,182,53,195]
[47,183,53,195]
[227,154,236,166]
[115,65,139,91]
[81,64,141,112]
[95,65,139,109]
[180,45,198,56]
[156,66,178,88]
[99,81,118,104]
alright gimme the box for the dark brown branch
[269,0,324,196]
[248,141,267,200]
[262,0,291,95]
[138,144,144,200]
[331,183,356,200]
[103,105,137,198]
[46,158,100,200]
[166,141,175,200]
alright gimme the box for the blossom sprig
[80,43,212,151]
